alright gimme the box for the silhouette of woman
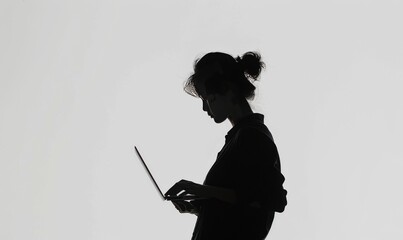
[166,51,287,240]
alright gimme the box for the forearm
[200,185,237,204]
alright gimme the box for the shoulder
[232,125,278,159]
[234,125,280,167]
[235,124,274,145]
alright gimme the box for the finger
[172,202,182,212]
[173,201,187,213]
[165,180,196,196]
[173,200,193,209]
[165,184,183,196]
[178,190,188,196]
[165,180,189,196]
[179,180,200,195]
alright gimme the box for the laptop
[134,145,203,201]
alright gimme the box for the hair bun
[236,51,265,81]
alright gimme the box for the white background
[1,1,402,239]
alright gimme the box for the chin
[213,116,226,124]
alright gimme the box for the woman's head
[184,51,265,102]
[184,51,265,124]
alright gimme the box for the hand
[166,179,237,205]
[171,200,200,215]
[165,179,205,198]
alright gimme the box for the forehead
[194,78,207,98]
[192,64,223,97]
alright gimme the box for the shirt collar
[225,113,264,141]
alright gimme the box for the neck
[228,98,254,127]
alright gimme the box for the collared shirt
[191,113,287,240]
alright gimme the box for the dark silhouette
[166,52,287,240]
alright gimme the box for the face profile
[201,90,236,124]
